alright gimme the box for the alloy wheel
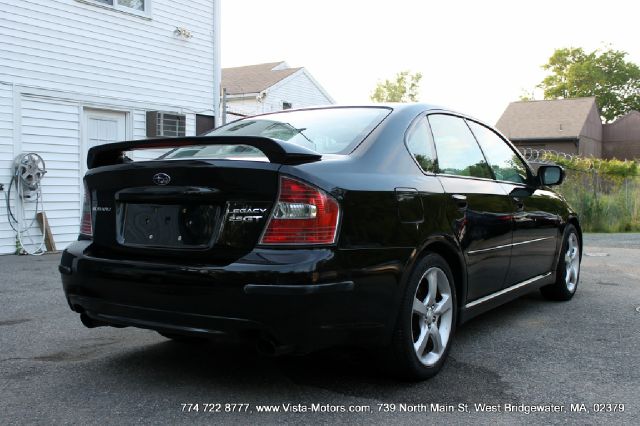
[565,233,580,293]
[411,267,453,367]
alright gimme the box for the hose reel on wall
[5,153,49,255]
[15,153,46,192]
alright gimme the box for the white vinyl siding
[0,0,213,107]
[0,0,214,254]
[267,71,334,111]
[0,85,14,254]
[19,96,81,251]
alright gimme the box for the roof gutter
[509,137,579,142]
[224,92,262,100]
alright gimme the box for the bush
[540,153,640,232]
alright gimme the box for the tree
[370,70,423,103]
[538,46,640,122]
[519,88,536,101]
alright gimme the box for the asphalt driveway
[1,234,638,425]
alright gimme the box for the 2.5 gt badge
[227,207,267,222]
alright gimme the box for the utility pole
[221,88,227,125]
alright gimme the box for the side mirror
[537,165,564,186]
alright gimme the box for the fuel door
[395,187,424,223]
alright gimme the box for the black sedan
[59,104,582,380]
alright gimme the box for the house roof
[496,97,598,140]
[221,61,302,95]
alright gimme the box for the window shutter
[196,114,215,134]
[146,111,158,137]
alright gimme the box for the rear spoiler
[87,136,322,169]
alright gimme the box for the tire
[384,253,457,380]
[540,224,581,301]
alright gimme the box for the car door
[424,114,514,302]
[466,120,560,286]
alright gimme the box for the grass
[556,172,640,232]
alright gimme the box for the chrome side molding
[465,272,552,309]
[467,237,555,255]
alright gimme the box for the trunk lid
[83,137,321,264]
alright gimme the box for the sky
[221,0,640,124]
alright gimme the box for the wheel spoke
[434,295,452,316]
[426,270,438,305]
[429,324,443,354]
[414,326,429,356]
[569,235,579,259]
[413,297,428,317]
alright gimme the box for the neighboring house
[602,111,640,160]
[221,61,334,122]
[496,97,640,160]
[0,0,220,255]
[496,97,603,157]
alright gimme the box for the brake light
[260,176,340,245]
[80,182,92,237]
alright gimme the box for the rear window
[162,107,391,160]
[161,144,269,161]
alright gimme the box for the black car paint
[60,103,581,353]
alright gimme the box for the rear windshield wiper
[280,122,316,150]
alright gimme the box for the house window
[158,113,185,137]
[146,111,186,138]
[282,102,293,110]
[83,0,148,15]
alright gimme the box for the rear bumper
[60,241,412,352]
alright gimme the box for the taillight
[260,176,340,245]
[80,182,92,237]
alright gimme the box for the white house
[0,0,221,255]
[221,61,334,123]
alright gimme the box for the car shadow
[97,293,551,403]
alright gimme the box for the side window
[466,120,529,184]
[406,117,438,173]
[427,114,492,179]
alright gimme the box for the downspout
[212,0,222,127]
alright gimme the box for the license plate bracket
[118,203,218,248]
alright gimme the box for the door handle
[451,194,468,210]
[513,197,524,211]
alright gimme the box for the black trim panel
[459,272,555,323]
[243,281,355,295]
